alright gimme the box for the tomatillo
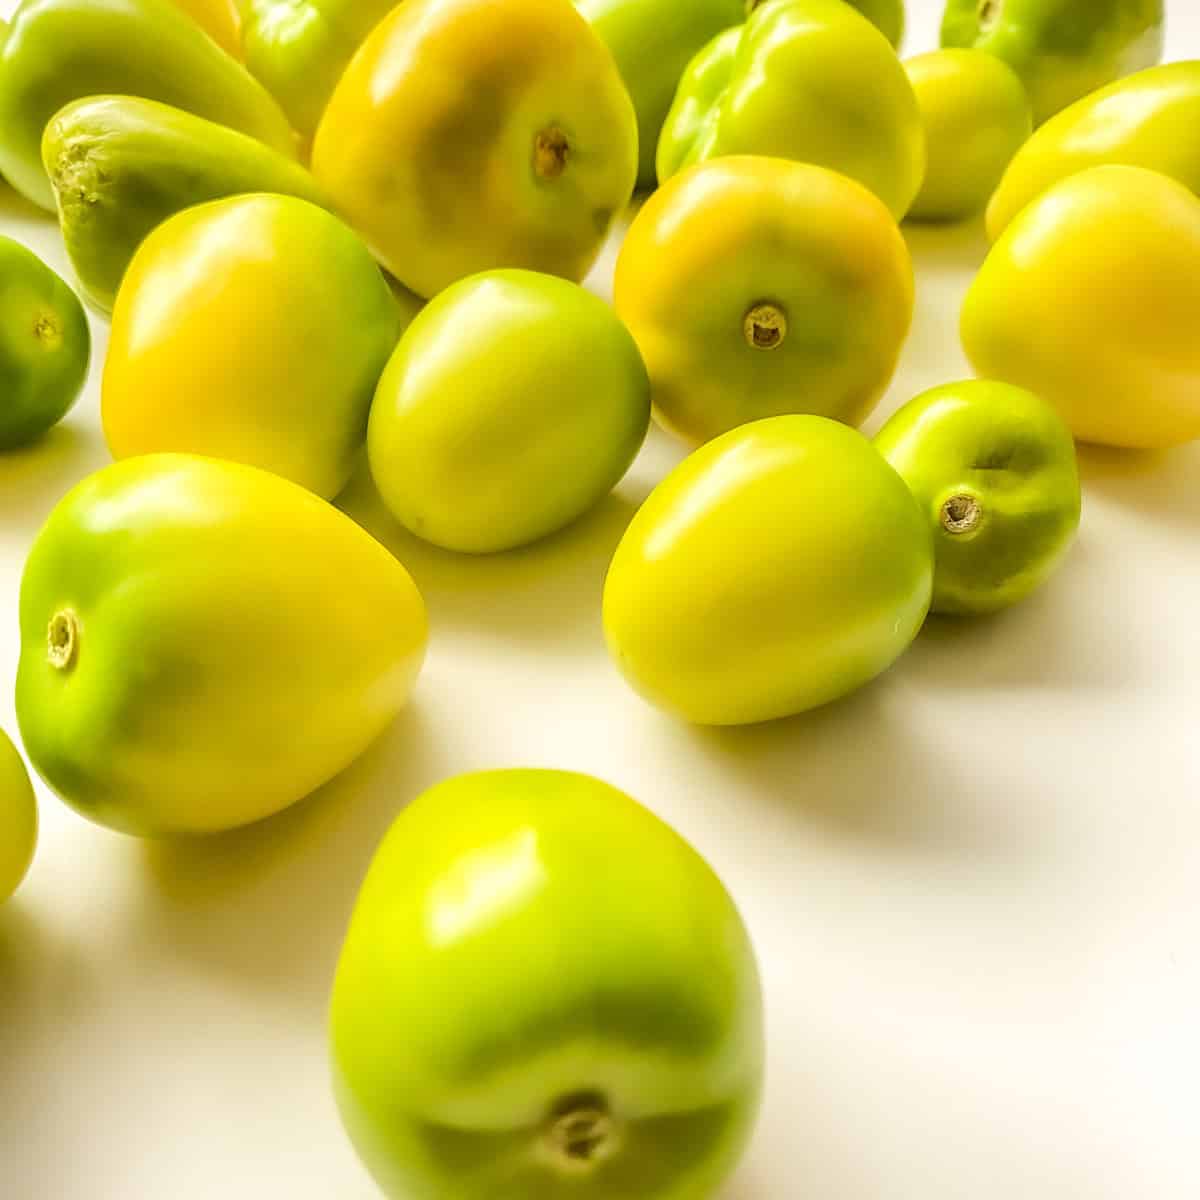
[846,0,905,47]
[312,0,638,299]
[332,768,764,1200]
[615,157,913,445]
[657,0,925,219]
[0,730,37,905]
[240,0,397,137]
[875,381,1080,615]
[104,194,402,500]
[603,415,932,725]
[962,165,1200,449]
[575,0,743,191]
[941,0,1164,125]
[368,270,650,554]
[905,48,1032,223]
[0,237,90,450]
[987,61,1200,239]
[16,454,427,837]
[0,0,295,211]
[44,97,327,313]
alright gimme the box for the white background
[3,2,1200,1197]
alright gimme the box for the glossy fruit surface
[615,157,912,444]
[44,96,326,312]
[104,194,401,500]
[987,61,1200,238]
[0,237,90,449]
[369,270,649,554]
[941,0,1164,124]
[332,768,764,1199]
[906,48,1032,222]
[312,0,638,299]
[171,0,240,55]
[16,454,427,836]
[239,0,397,136]
[846,0,905,46]
[875,380,1080,614]
[657,0,925,219]
[962,165,1200,449]
[0,0,294,210]
[576,0,743,191]
[0,729,37,905]
[604,415,933,724]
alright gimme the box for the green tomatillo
[657,0,924,218]
[874,381,1080,615]
[905,48,1032,222]
[331,768,764,1200]
[368,270,650,554]
[940,0,1164,125]
[604,415,933,725]
[0,0,295,211]
[576,0,743,191]
[0,237,90,450]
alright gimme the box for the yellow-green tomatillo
[0,730,37,904]
[0,236,90,449]
[987,61,1200,239]
[615,156,913,445]
[604,415,932,725]
[845,0,905,46]
[311,0,638,299]
[368,270,650,554]
[941,0,1164,125]
[16,454,427,836]
[657,0,925,219]
[332,768,764,1200]
[103,194,402,500]
[0,0,295,211]
[874,380,1080,615]
[905,48,1032,223]
[962,165,1200,449]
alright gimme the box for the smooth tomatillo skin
[905,49,1032,222]
[941,0,1163,125]
[332,769,764,1200]
[874,381,1080,615]
[0,0,295,211]
[0,729,37,905]
[103,194,402,500]
[987,62,1200,239]
[312,0,638,300]
[171,0,241,56]
[368,270,650,555]
[0,237,90,450]
[43,97,327,313]
[575,0,743,191]
[615,157,913,445]
[239,0,399,137]
[603,416,933,725]
[16,454,427,837]
[657,0,925,219]
[962,165,1200,450]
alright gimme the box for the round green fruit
[0,729,37,904]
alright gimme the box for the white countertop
[3,2,1199,1197]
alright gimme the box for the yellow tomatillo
[962,164,1200,449]
[103,194,402,500]
[615,156,913,445]
[311,0,638,299]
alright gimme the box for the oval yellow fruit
[962,164,1200,449]
[16,454,427,836]
[103,194,402,500]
